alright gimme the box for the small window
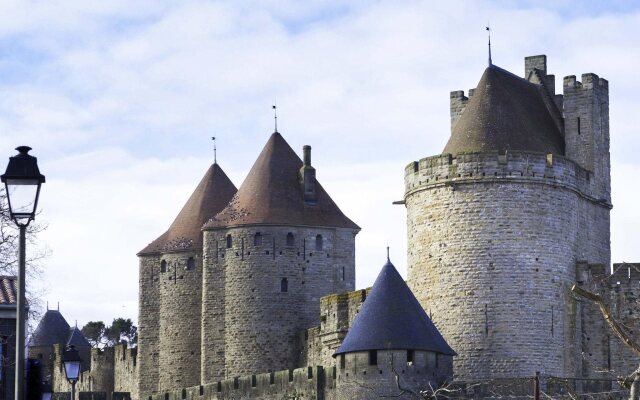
[340,354,345,369]
[254,232,262,246]
[281,278,288,293]
[577,117,581,135]
[160,260,167,273]
[38,353,43,359]
[368,350,377,366]
[407,350,415,363]
[315,234,323,251]
[226,234,232,248]
[342,266,345,281]
[286,232,295,246]
[186,257,195,271]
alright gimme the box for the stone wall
[148,367,330,400]
[449,91,468,133]
[302,288,370,368]
[114,345,138,400]
[158,250,202,392]
[336,350,453,399]
[201,225,357,379]
[404,151,609,380]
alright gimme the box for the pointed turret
[29,310,71,347]
[443,64,564,156]
[334,259,455,356]
[204,132,358,229]
[138,163,237,255]
[67,326,90,348]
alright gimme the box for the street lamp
[61,345,82,400]
[41,381,52,400]
[1,146,45,400]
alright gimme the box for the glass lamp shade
[61,345,82,383]
[41,382,53,400]
[1,146,45,225]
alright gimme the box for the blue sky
[1,0,639,327]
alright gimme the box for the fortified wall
[51,344,138,400]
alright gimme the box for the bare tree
[572,284,640,400]
[0,187,49,326]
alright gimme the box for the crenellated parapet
[147,366,331,400]
[405,151,608,207]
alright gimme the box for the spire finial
[272,102,278,133]
[386,246,390,261]
[486,24,492,66]
[46,301,48,311]
[211,136,217,164]
[57,301,59,311]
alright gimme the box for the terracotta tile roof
[443,64,564,156]
[204,132,359,230]
[334,259,455,356]
[138,163,237,255]
[0,276,16,305]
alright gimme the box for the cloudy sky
[2,0,639,328]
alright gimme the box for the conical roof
[67,326,91,348]
[204,132,359,230]
[138,163,237,255]
[334,259,455,356]
[443,64,564,155]
[29,310,71,347]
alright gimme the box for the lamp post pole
[15,224,26,400]
[1,146,45,400]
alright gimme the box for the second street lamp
[1,146,45,400]
[61,345,82,400]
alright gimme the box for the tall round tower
[404,56,610,380]
[137,162,236,394]
[201,132,359,379]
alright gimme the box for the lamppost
[41,381,52,400]
[0,146,45,400]
[61,345,81,400]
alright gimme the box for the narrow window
[340,354,345,369]
[286,232,295,246]
[186,257,195,271]
[281,278,288,293]
[160,260,167,273]
[226,234,232,248]
[368,350,377,366]
[577,117,581,135]
[254,232,262,246]
[315,234,323,251]
[342,266,345,281]
[407,350,415,363]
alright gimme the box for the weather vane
[486,24,492,66]
[211,136,217,163]
[272,102,278,132]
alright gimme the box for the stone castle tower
[404,55,611,380]
[137,162,237,394]
[137,131,359,394]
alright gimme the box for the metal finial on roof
[212,136,217,164]
[486,24,492,66]
[387,246,390,261]
[272,102,278,132]
[46,301,48,311]
[57,301,59,311]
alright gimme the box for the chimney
[299,145,317,204]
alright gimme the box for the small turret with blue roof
[334,256,455,399]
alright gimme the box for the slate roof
[67,326,91,347]
[0,277,17,306]
[334,259,456,356]
[204,132,359,230]
[138,163,237,255]
[29,310,71,347]
[443,64,564,156]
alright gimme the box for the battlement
[404,151,606,206]
[147,366,330,400]
[563,74,609,90]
